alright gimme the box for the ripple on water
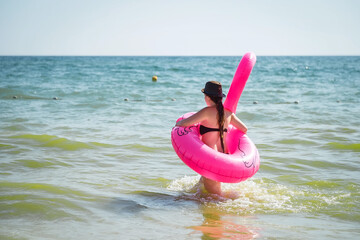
[16,159,71,168]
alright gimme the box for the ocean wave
[277,138,317,146]
[0,181,94,221]
[10,134,116,151]
[327,142,360,152]
[0,143,15,149]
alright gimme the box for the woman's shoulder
[203,106,217,111]
[197,106,215,113]
[201,106,218,115]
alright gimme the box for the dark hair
[208,94,225,153]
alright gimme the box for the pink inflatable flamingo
[171,52,260,183]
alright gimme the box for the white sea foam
[167,175,349,215]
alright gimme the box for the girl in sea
[175,81,248,195]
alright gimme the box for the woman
[176,81,248,195]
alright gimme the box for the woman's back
[200,107,233,153]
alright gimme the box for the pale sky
[0,0,359,56]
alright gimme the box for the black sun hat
[201,81,226,97]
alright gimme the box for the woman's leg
[201,176,222,195]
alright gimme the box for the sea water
[0,56,359,239]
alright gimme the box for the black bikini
[200,125,228,135]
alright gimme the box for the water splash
[167,176,356,217]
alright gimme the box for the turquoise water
[1,56,359,239]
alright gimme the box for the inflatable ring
[171,52,260,183]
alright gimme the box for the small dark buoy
[294,100,299,104]
[124,98,129,101]
[336,100,341,103]
[13,96,18,99]
[171,98,176,101]
[253,101,258,104]
[152,76,158,82]
[53,97,59,100]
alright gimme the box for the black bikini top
[200,125,228,135]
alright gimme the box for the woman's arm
[176,107,209,127]
[230,113,248,133]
